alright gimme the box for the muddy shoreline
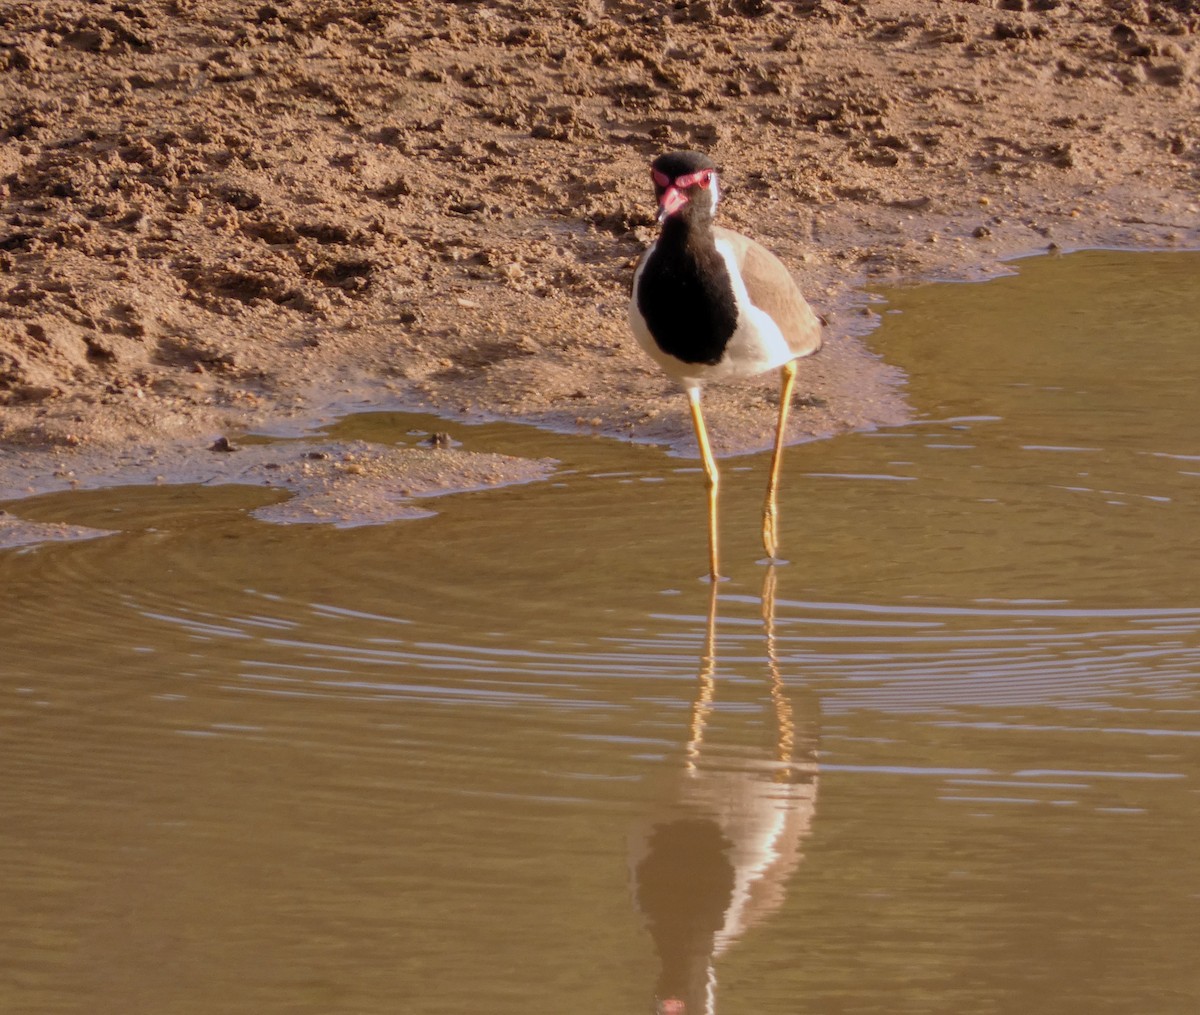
[2,1,1198,521]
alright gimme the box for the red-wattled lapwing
[629,151,824,581]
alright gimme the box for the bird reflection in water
[630,568,819,1015]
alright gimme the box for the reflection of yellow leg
[763,360,798,560]
[686,386,721,581]
[685,578,719,772]
[761,566,794,770]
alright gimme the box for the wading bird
[629,151,823,580]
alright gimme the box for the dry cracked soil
[1,0,1198,524]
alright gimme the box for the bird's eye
[698,171,713,188]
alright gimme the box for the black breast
[636,226,739,366]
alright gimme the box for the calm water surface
[3,251,1199,1014]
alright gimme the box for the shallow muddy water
[3,251,1200,1014]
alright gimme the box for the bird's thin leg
[686,386,721,581]
[763,359,798,560]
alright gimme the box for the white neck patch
[708,175,721,216]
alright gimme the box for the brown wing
[714,226,823,359]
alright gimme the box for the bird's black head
[649,151,720,224]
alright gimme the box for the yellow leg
[763,359,798,560]
[686,386,721,581]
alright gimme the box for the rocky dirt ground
[0,0,1198,519]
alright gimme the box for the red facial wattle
[653,167,715,221]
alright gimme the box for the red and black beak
[657,185,688,222]
[652,167,715,223]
